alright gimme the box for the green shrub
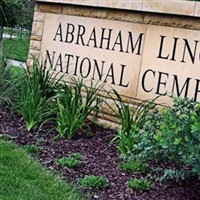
[57,157,81,168]
[154,97,197,161]
[111,93,200,179]
[134,103,162,161]
[118,160,148,173]
[127,178,151,191]
[79,175,108,188]
[56,78,103,139]
[134,97,200,178]
[152,97,200,177]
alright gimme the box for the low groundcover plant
[57,157,81,169]
[23,144,42,154]
[79,175,108,188]
[127,178,151,191]
[118,160,148,173]
[57,153,83,168]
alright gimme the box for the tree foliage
[1,0,35,29]
[0,0,35,41]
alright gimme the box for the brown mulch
[0,106,200,200]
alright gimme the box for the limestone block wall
[28,0,200,127]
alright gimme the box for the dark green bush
[152,97,200,177]
[113,94,200,179]
[155,97,197,162]
[130,97,200,178]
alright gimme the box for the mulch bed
[0,106,200,200]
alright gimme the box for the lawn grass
[9,66,25,76]
[3,38,30,62]
[0,140,85,200]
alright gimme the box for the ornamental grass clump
[56,78,103,139]
[0,53,18,106]
[110,89,155,158]
[16,59,61,131]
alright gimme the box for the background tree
[0,1,6,42]
[0,0,35,40]
[17,0,35,29]
[16,0,35,39]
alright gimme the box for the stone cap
[36,0,200,17]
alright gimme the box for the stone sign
[29,0,200,126]
[138,25,200,104]
[40,13,200,104]
[41,14,145,98]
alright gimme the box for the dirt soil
[1,106,200,200]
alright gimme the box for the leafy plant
[181,102,200,176]
[156,168,188,183]
[135,97,200,178]
[110,89,155,158]
[154,97,197,161]
[118,160,148,173]
[79,175,108,188]
[57,157,81,168]
[23,144,42,154]
[56,78,103,139]
[127,178,151,191]
[152,97,200,178]
[15,59,59,131]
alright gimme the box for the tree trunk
[19,26,22,40]
[10,27,13,40]
[0,24,3,42]
[0,24,3,67]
